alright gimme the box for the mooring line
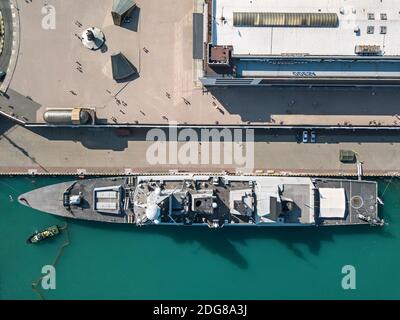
[381,175,395,198]
[31,221,70,300]
[0,180,20,193]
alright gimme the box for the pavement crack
[1,133,48,172]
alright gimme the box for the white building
[200,0,400,86]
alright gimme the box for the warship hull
[18,175,383,228]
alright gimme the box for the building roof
[212,0,400,57]
[319,188,346,219]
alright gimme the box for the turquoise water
[1,176,399,300]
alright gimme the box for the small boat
[26,225,61,244]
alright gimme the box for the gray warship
[18,175,384,227]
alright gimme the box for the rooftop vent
[368,13,375,20]
[355,45,381,56]
[367,26,375,34]
[233,12,339,28]
[380,26,387,34]
[380,13,387,20]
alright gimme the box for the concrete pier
[1,117,400,177]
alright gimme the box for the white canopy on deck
[319,188,346,218]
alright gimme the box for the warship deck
[20,177,133,224]
[314,178,378,226]
[19,175,381,227]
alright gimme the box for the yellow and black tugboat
[26,225,61,244]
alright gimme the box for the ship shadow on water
[70,220,394,270]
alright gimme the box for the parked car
[302,131,309,143]
[311,131,316,143]
[295,133,301,143]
